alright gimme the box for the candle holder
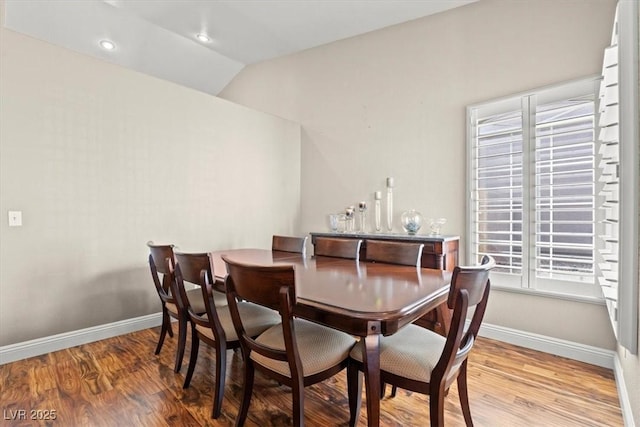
[358,201,367,233]
[386,177,394,232]
[345,206,355,232]
[374,191,382,232]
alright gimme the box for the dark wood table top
[210,248,451,336]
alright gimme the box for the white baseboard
[477,322,616,369]
[1,316,617,368]
[0,313,163,365]
[613,354,637,427]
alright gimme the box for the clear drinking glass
[328,214,339,232]
[336,214,347,233]
[429,218,447,235]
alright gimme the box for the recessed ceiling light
[99,39,116,50]
[195,33,211,43]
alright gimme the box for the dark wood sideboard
[310,232,460,335]
[310,232,459,271]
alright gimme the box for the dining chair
[148,241,207,373]
[272,235,308,255]
[173,252,280,419]
[313,237,363,260]
[363,239,426,396]
[347,255,495,427]
[365,239,424,267]
[223,256,357,427]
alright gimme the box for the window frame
[466,76,604,301]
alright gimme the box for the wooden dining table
[210,248,452,427]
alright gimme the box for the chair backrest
[365,240,424,267]
[147,241,176,300]
[173,251,213,310]
[173,251,224,339]
[434,255,495,385]
[222,256,299,376]
[314,237,363,260]
[174,251,214,289]
[272,235,308,255]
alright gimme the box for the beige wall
[0,21,301,345]
[220,0,618,348]
[221,0,638,421]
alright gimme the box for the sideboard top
[310,231,460,242]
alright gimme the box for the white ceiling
[4,0,476,95]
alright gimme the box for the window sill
[491,284,606,305]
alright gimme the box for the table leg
[362,334,381,427]
[436,303,452,336]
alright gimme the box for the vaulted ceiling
[4,0,476,95]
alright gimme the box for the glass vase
[401,209,423,235]
[386,177,394,232]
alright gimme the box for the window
[467,77,602,298]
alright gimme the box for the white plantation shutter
[534,96,595,283]
[473,108,523,276]
[469,78,601,297]
[596,6,621,338]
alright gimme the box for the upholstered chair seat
[350,324,446,383]
[164,287,219,316]
[253,319,356,377]
[194,302,281,343]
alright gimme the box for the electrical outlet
[8,211,22,227]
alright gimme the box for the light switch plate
[8,211,22,227]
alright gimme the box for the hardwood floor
[0,327,623,426]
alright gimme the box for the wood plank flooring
[0,327,623,426]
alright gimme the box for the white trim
[477,321,615,368]
[0,313,163,365]
[613,353,637,427]
[617,0,639,355]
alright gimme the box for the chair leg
[167,313,174,337]
[380,382,398,398]
[183,326,199,389]
[174,315,188,373]
[457,362,473,426]
[430,384,446,427]
[155,310,170,355]
[235,359,255,427]
[347,363,363,427]
[291,374,305,427]
[211,342,228,419]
